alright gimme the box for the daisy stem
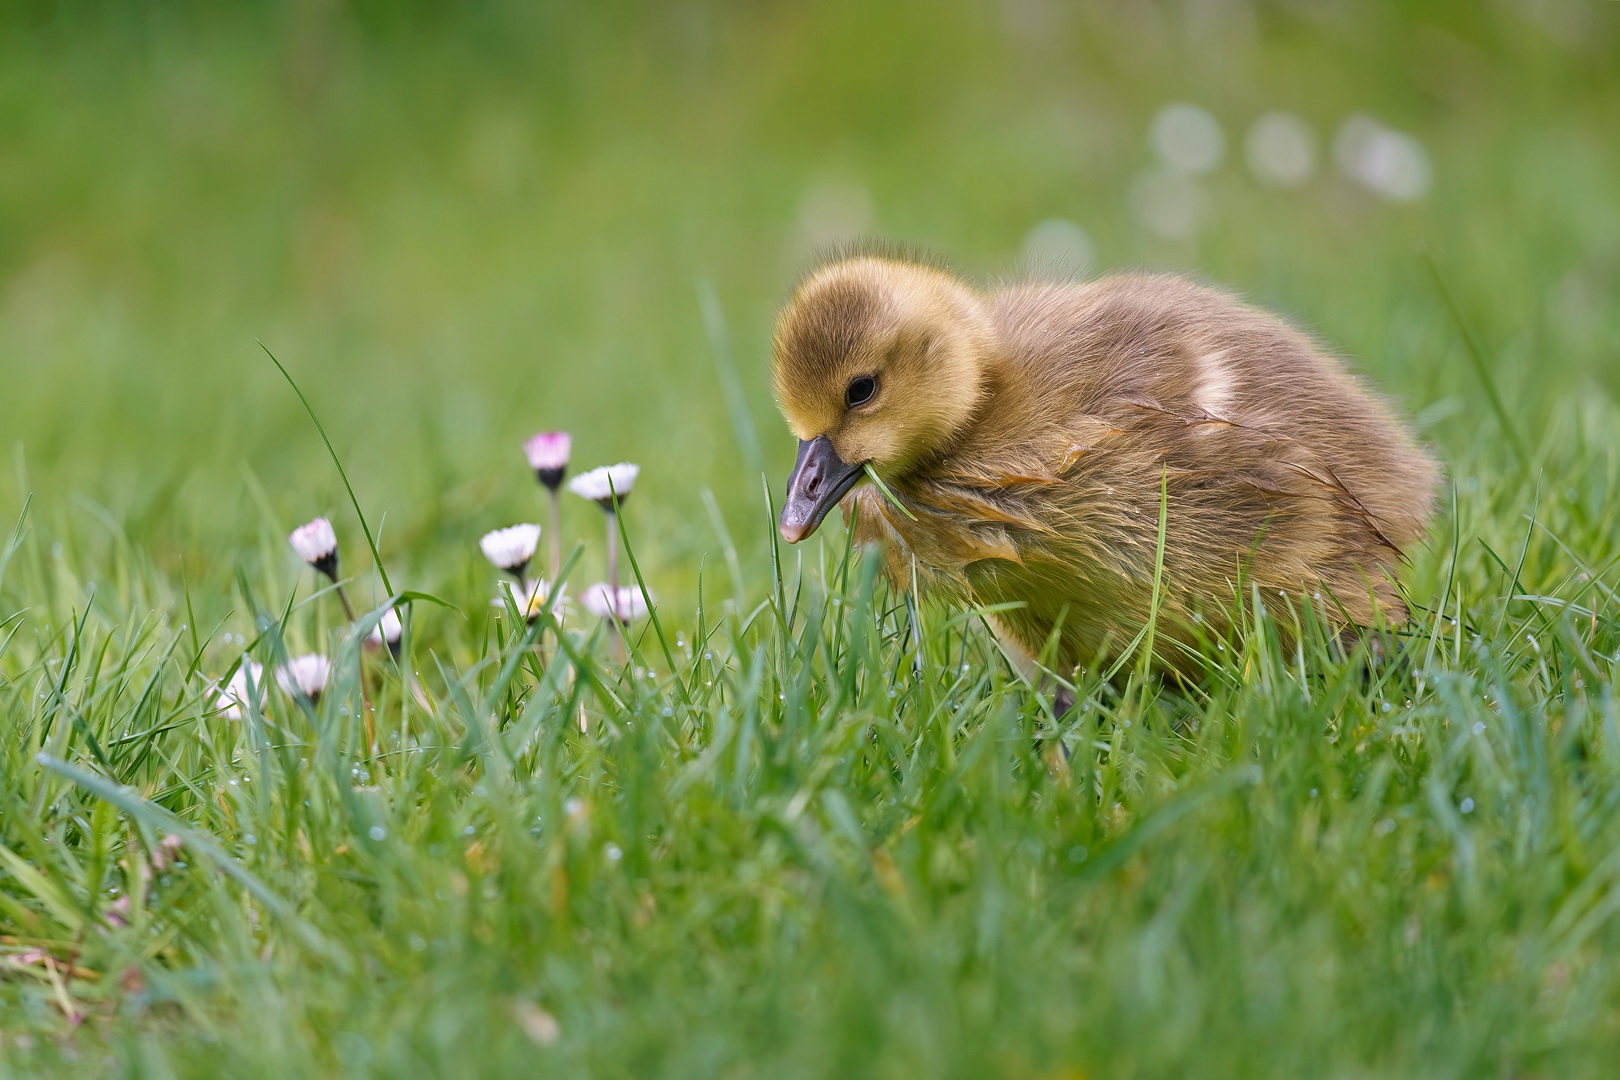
[325,577,374,754]
[362,689,377,758]
[333,581,356,622]
[602,510,629,661]
[548,489,562,583]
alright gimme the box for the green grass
[4,1,1620,1075]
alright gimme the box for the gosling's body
[773,256,1438,675]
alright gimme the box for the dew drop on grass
[1067,846,1088,864]
[409,935,427,952]
[369,826,387,841]
[605,843,623,862]
[1472,721,1486,735]
[463,825,476,836]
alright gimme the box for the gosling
[773,254,1438,678]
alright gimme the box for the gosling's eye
[845,376,877,408]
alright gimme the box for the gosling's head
[772,256,992,543]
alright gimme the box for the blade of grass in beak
[864,464,917,520]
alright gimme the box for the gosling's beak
[780,436,864,543]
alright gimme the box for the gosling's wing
[965,272,1434,545]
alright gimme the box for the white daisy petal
[368,608,403,655]
[567,463,639,507]
[480,523,542,575]
[288,517,338,574]
[582,582,651,623]
[524,431,572,482]
[211,660,266,719]
[373,607,403,643]
[277,654,332,701]
[492,578,559,621]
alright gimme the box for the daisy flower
[289,517,339,580]
[150,834,184,873]
[524,431,571,491]
[567,463,639,510]
[368,607,404,658]
[492,578,559,623]
[480,523,542,580]
[569,463,640,591]
[211,660,266,720]
[526,432,572,578]
[277,653,332,703]
[104,895,132,929]
[289,516,357,619]
[582,582,651,624]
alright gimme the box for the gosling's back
[856,273,1439,666]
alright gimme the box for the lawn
[3,1,1620,1076]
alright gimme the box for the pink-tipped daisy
[567,463,639,511]
[277,654,332,702]
[480,523,542,580]
[150,834,184,873]
[211,660,266,720]
[582,582,651,624]
[289,517,339,580]
[367,607,404,658]
[524,431,572,491]
[104,895,132,929]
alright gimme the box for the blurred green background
[1,0,1617,605]
[6,4,1620,1075]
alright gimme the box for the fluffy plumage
[772,255,1438,676]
